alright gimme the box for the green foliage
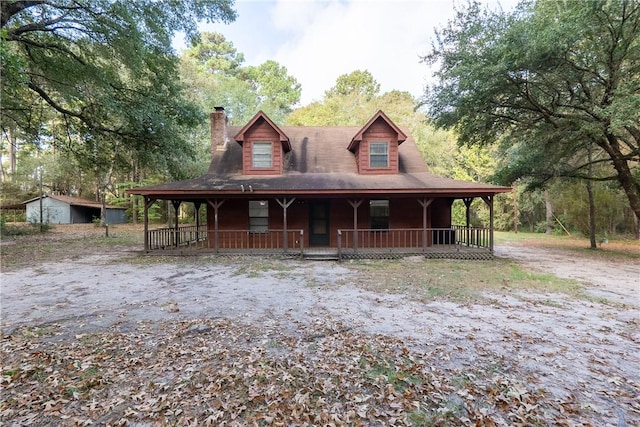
[186,32,245,75]
[285,70,521,230]
[287,79,418,126]
[175,32,301,187]
[425,0,640,223]
[0,223,41,237]
[0,209,26,224]
[551,179,637,236]
[243,60,302,122]
[0,217,52,236]
[180,32,301,125]
[412,124,458,178]
[122,180,165,223]
[1,0,236,183]
[324,70,381,101]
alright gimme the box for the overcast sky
[181,0,520,107]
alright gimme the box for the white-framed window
[369,141,389,168]
[252,141,273,168]
[249,200,269,232]
[370,200,389,230]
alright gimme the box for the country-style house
[128,108,511,259]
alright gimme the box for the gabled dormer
[348,110,407,174]
[234,111,291,175]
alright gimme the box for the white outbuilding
[24,194,127,224]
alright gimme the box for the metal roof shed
[23,195,127,224]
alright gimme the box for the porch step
[303,250,340,261]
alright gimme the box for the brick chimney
[210,106,227,158]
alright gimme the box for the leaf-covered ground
[1,225,639,426]
[2,316,598,426]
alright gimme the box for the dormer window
[348,111,407,175]
[252,141,273,168]
[235,111,291,175]
[369,141,389,168]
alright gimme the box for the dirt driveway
[494,244,639,306]
[1,235,639,425]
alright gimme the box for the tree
[287,70,387,126]
[1,0,236,175]
[324,70,381,101]
[2,0,237,224]
[424,0,640,233]
[180,33,301,124]
[287,72,457,175]
[244,60,302,122]
[185,31,245,75]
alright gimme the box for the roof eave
[233,110,291,152]
[126,187,511,198]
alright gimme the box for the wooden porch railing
[205,229,304,254]
[452,225,490,249]
[145,225,491,257]
[147,226,304,254]
[147,225,207,250]
[338,228,424,251]
[337,226,491,253]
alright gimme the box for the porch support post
[206,199,225,253]
[194,201,202,242]
[348,199,363,251]
[463,197,473,247]
[171,200,181,247]
[276,197,295,251]
[482,195,494,252]
[143,196,156,252]
[417,198,433,253]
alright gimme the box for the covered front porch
[141,194,497,260]
[144,225,494,260]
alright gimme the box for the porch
[144,225,494,260]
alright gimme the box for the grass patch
[0,224,144,271]
[496,231,640,260]
[350,258,582,302]
[0,222,52,237]
[230,259,296,278]
[13,324,61,339]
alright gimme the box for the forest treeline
[1,0,638,240]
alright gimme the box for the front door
[309,201,330,246]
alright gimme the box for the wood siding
[357,118,399,174]
[431,198,453,228]
[242,120,284,175]
[206,197,453,248]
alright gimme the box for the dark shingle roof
[130,124,511,197]
[210,125,426,175]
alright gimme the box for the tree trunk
[513,183,518,233]
[586,180,597,249]
[100,188,107,226]
[545,190,553,234]
[97,164,113,227]
[586,145,597,248]
[601,134,640,239]
[8,127,16,176]
[0,136,5,181]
